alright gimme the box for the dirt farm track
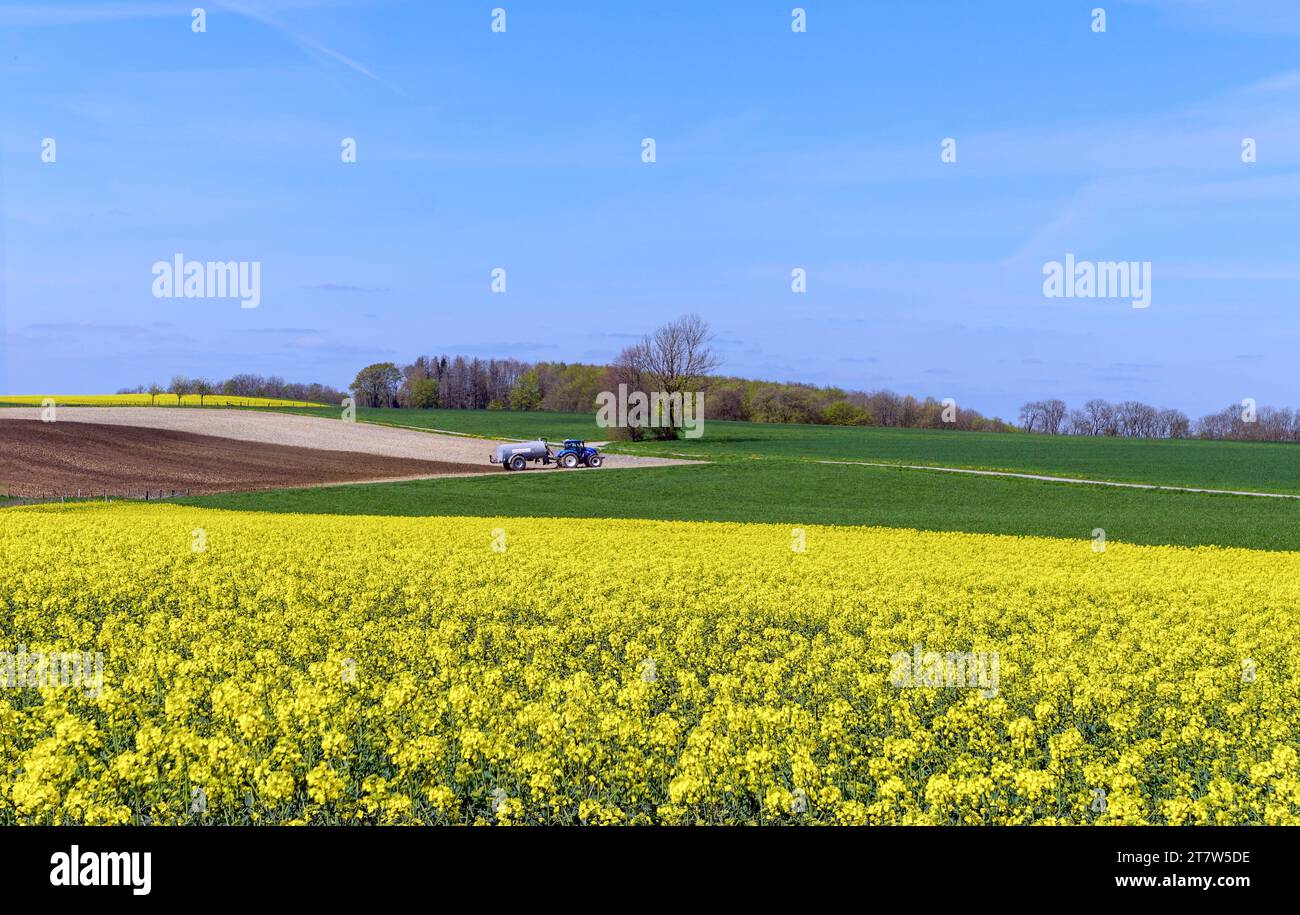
[0,408,687,498]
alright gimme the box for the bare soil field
[0,420,492,497]
[0,407,688,469]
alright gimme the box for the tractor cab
[554,439,603,469]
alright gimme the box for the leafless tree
[1259,406,1294,441]
[1114,401,1155,437]
[191,377,214,406]
[167,375,191,406]
[1065,409,1090,435]
[1081,399,1116,436]
[865,390,903,427]
[1157,408,1190,439]
[607,315,719,438]
[640,314,720,397]
[1040,399,1067,435]
[1019,400,1045,433]
[605,342,653,439]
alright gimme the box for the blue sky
[1,0,1298,418]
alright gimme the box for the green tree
[508,370,543,411]
[350,362,402,408]
[407,376,440,409]
[822,400,872,426]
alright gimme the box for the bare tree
[1029,398,1189,439]
[608,341,651,391]
[641,314,720,397]
[866,390,903,427]
[1019,400,1044,433]
[1065,409,1090,435]
[167,375,191,406]
[605,342,653,440]
[223,373,265,397]
[1259,406,1294,441]
[1194,407,1231,440]
[192,377,214,406]
[1194,402,1299,442]
[1113,400,1154,438]
[614,315,720,438]
[1083,399,1116,436]
[1040,399,1067,435]
[1157,408,1190,439]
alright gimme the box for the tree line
[349,315,1016,433]
[1019,399,1190,438]
[126,316,1293,445]
[118,374,346,406]
[349,357,605,412]
[1020,398,1300,442]
[707,381,1014,431]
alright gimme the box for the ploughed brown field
[0,420,491,497]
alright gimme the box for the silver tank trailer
[491,440,551,469]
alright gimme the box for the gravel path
[0,407,690,470]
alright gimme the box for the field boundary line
[819,460,1300,500]
[351,420,687,459]
[354,419,512,440]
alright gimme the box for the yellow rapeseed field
[1,503,1297,825]
[0,394,327,408]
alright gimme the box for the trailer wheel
[587,456,603,468]
[560,453,579,469]
[509,455,527,471]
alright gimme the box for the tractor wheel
[561,453,579,469]
[587,456,603,468]
[509,455,527,471]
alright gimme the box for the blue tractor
[489,438,604,470]
[553,439,603,469]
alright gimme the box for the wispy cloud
[215,0,404,95]
[0,0,403,95]
[1122,0,1300,38]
